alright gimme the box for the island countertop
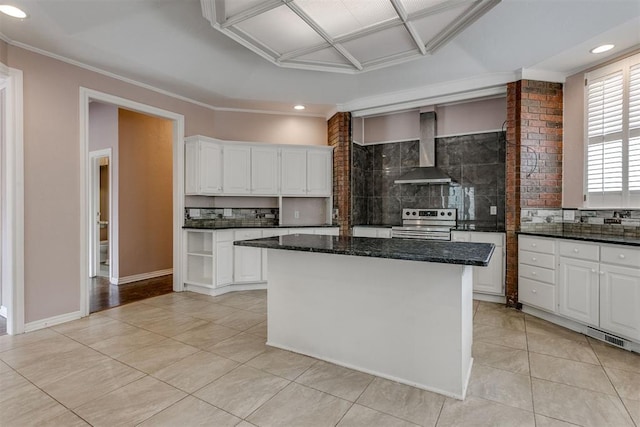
[235,234,495,266]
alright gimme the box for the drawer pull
[591,269,596,273]
[619,254,626,259]
[573,248,579,253]
[600,271,605,275]
[531,289,537,293]
[531,271,537,276]
[532,257,537,262]
[531,243,537,247]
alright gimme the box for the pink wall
[7,45,327,324]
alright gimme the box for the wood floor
[90,274,174,313]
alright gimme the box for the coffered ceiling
[202,0,500,73]
[0,1,639,117]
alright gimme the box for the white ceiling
[0,0,639,117]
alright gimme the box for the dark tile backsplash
[352,131,506,228]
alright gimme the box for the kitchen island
[235,234,494,399]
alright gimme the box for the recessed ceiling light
[294,105,306,110]
[0,4,27,18]
[590,44,615,54]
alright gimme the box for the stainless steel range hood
[394,112,452,185]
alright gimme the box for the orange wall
[118,109,173,277]
[7,45,327,324]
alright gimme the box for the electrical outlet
[294,210,300,219]
[223,208,232,217]
[490,206,497,215]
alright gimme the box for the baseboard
[473,292,505,304]
[115,268,173,285]
[25,310,82,333]
[0,305,7,318]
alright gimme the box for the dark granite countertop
[235,234,495,266]
[183,224,337,230]
[517,230,640,247]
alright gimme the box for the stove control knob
[440,212,445,216]
[447,212,452,216]
[412,211,417,216]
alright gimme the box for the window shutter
[629,63,640,191]
[587,71,623,196]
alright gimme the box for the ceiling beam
[220,0,286,29]
[390,0,426,56]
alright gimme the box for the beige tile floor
[1,290,639,426]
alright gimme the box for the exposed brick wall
[328,112,351,236]
[505,80,563,306]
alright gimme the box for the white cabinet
[353,227,392,238]
[471,233,505,295]
[600,245,640,341]
[215,231,234,287]
[185,137,223,195]
[558,256,600,326]
[223,145,251,194]
[518,235,557,312]
[251,146,279,195]
[280,147,333,196]
[453,231,505,295]
[307,149,332,196]
[233,229,263,283]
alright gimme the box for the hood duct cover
[394,112,453,185]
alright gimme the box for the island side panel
[266,249,473,399]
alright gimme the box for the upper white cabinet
[223,145,251,194]
[280,148,308,195]
[307,149,332,196]
[185,137,223,195]
[251,146,279,195]
[281,147,333,196]
[185,136,332,197]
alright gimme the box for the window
[585,53,640,207]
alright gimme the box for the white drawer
[519,264,555,285]
[519,277,556,312]
[451,231,470,242]
[559,240,599,261]
[601,245,640,268]
[519,250,556,269]
[215,230,234,242]
[519,236,556,254]
[234,229,262,241]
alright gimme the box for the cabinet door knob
[531,289,537,293]
[619,254,626,259]
[532,243,537,247]
[532,257,537,261]
[591,269,596,273]
[532,271,537,276]
[573,248,579,253]
[600,271,605,275]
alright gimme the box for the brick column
[328,112,351,236]
[505,80,563,306]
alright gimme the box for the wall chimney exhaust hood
[394,112,453,185]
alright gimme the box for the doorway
[89,149,112,280]
[80,89,185,318]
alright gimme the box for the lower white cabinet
[558,257,599,326]
[519,236,640,343]
[184,227,339,294]
[452,231,505,295]
[600,259,640,341]
[233,230,263,283]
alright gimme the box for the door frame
[88,149,112,281]
[79,88,185,317]
[0,65,24,335]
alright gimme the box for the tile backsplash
[520,208,640,238]
[184,207,279,228]
[352,131,505,228]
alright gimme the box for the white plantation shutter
[629,63,640,192]
[585,53,640,207]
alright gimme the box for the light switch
[294,210,300,219]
